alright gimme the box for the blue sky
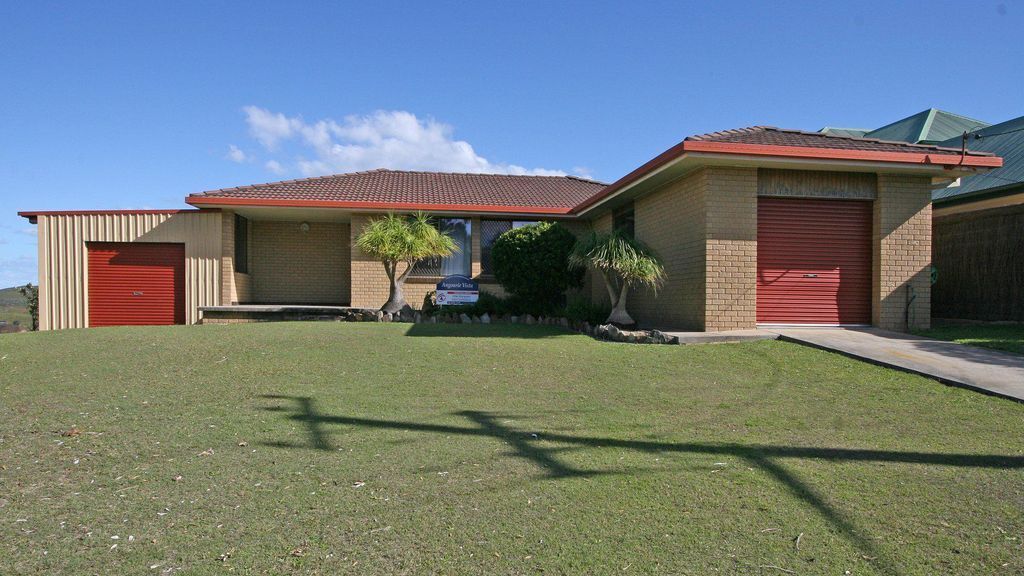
[1,1,1021,286]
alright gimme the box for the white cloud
[572,166,595,180]
[226,144,250,163]
[242,106,579,178]
[243,106,302,151]
[264,160,285,175]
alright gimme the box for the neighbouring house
[930,116,1024,321]
[818,108,989,143]
[20,126,1001,332]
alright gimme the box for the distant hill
[0,286,31,330]
[0,286,29,306]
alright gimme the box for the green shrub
[563,295,611,325]
[491,222,583,315]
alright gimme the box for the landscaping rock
[650,330,679,345]
[374,310,384,322]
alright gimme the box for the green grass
[916,322,1024,355]
[1,323,1022,575]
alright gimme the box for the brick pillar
[704,166,758,331]
[873,175,932,332]
[470,217,482,278]
[220,211,235,305]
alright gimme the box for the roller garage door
[757,198,872,325]
[87,242,185,327]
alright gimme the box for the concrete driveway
[766,327,1024,402]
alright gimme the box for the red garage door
[757,198,872,325]
[88,242,185,327]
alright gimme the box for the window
[480,220,537,275]
[412,218,471,277]
[234,214,249,274]
[613,204,635,239]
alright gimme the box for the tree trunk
[380,261,412,315]
[605,281,635,328]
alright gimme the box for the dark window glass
[479,220,538,275]
[613,204,635,239]
[480,220,512,275]
[412,218,471,277]
[234,214,249,274]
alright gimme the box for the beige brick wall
[629,168,708,329]
[250,220,350,304]
[873,175,932,331]
[704,166,758,331]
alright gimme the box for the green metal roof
[818,126,869,138]
[933,115,1024,203]
[865,109,990,145]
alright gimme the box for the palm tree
[355,212,457,314]
[569,231,665,327]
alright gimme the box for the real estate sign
[436,275,479,306]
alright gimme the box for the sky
[1,1,1022,286]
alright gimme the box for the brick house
[20,127,1001,332]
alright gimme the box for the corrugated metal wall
[36,212,222,329]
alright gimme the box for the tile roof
[685,126,994,157]
[186,127,1000,216]
[189,169,608,211]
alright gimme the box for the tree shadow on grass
[259,394,1024,574]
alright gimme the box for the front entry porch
[223,211,352,307]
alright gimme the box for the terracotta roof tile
[685,126,993,157]
[189,169,607,211]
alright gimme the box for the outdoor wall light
[299,222,310,233]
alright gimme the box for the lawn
[916,322,1024,356]
[1,323,1022,575]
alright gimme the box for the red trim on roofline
[571,141,1003,214]
[185,195,574,215]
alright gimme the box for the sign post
[436,275,479,306]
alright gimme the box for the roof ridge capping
[191,168,608,198]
